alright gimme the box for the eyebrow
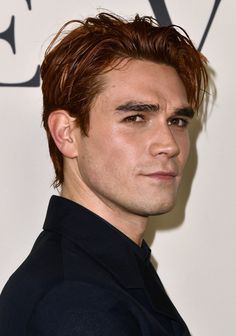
[173,107,195,119]
[115,101,194,118]
[115,101,160,113]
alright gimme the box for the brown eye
[168,118,189,128]
[124,114,145,123]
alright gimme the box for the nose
[148,124,180,158]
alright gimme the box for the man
[0,13,208,335]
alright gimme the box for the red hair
[41,13,208,188]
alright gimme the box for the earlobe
[48,110,78,158]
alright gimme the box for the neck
[61,181,148,246]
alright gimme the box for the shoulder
[28,281,142,336]
[0,231,64,301]
[0,231,64,334]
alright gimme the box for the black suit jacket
[0,196,190,335]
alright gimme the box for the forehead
[97,59,189,108]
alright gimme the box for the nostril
[149,134,180,158]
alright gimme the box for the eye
[167,118,189,128]
[123,114,145,123]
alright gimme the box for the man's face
[74,60,192,218]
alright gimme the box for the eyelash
[123,113,145,123]
[168,118,189,128]
[123,114,189,128]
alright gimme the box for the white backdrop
[0,1,235,335]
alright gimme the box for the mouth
[144,171,177,181]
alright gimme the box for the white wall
[0,1,235,335]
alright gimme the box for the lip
[144,171,177,180]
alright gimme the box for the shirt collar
[43,195,146,289]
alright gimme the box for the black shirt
[0,196,190,335]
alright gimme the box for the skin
[49,60,193,246]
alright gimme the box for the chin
[133,199,176,217]
[149,204,175,216]
[135,187,179,216]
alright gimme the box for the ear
[48,110,79,158]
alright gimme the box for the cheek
[98,127,141,161]
[81,132,131,173]
[177,132,190,168]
